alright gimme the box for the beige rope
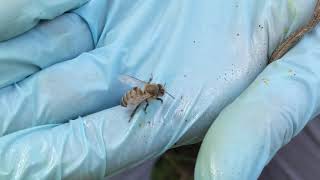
[269,0,320,63]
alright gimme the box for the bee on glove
[119,74,175,122]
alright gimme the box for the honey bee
[119,74,175,121]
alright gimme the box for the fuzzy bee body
[119,74,174,121]
[120,83,165,110]
[120,87,150,107]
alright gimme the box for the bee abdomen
[120,96,128,107]
[121,87,144,107]
[135,87,144,96]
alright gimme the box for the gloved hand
[195,4,320,180]
[0,0,318,179]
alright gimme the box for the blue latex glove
[195,8,320,180]
[0,0,318,179]
[0,0,90,42]
[195,25,320,179]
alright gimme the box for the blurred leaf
[151,143,201,180]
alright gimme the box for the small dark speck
[180,95,183,100]
[236,33,240,36]
[174,143,177,146]
[147,121,151,124]
[184,74,187,78]
[294,73,296,76]
[193,40,196,43]
[185,120,188,122]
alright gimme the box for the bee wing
[119,74,147,87]
[136,94,152,104]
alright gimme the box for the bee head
[157,84,165,96]
[145,84,165,97]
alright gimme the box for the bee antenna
[165,91,175,99]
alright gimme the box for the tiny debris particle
[288,69,297,76]
[236,33,240,36]
[258,25,264,30]
[262,78,269,85]
[183,74,187,77]
[185,120,188,122]
[180,95,183,99]
[193,40,196,43]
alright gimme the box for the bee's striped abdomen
[120,87,144,107]
[121,96,128,107]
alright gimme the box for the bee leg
[129,103,142,122]
[144,100,149,113]
[148,73,153,83]
[156,98,163,104]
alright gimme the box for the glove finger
[0,105,195,179]
[73,0,109,45]
[0,13,94,89]
[195,20,320,180]
[0,45,128,136]
[0,0,90,41]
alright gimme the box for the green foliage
[151,143,201,180]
